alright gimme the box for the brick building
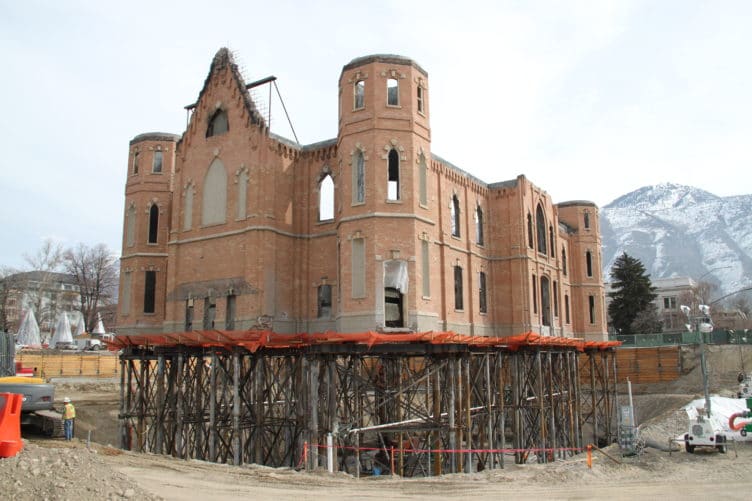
[116,48,607,341]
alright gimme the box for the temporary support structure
[112,331,618,476]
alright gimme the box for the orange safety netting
[106,330,620,352]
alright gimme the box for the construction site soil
[4,344,752,500]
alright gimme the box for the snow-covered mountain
[600,183,752,299]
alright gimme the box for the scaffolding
[113,331,618,476]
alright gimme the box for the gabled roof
[186,48,267,136]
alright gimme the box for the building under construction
[114,331,618,476]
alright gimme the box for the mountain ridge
[599,183,752,301]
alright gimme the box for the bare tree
[63,243,119,332]
[22,239,64,330]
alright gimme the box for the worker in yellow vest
[62,397,76,441]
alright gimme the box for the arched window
[417,85,425,114]
[562,247,567,276]
[354,80,365,109]
[206,109,229,137]
[536,204,547,254]
[352,150,365,204]
[202,158,227,225]
[387,149,400,200]
[450,194,461,237]
[148,204,159,244]
[152,151,163,173]
[419,153,427,206]
[183,185,194,230]
[126,203,136,247]
[319,173,334,220]
[387,78,399,106]
[586,250,593,277]
[584,211,590,229]
[132,151,139,175]
[527,213,534,249]
[475,205,484,245]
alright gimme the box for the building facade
[116,49,607,341]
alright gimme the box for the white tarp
[74,315,86,337]
[384,260,408,294]
[92,312,106,335]
[682,396,752,442]
[50,312,74,348]
[15,309,41,347]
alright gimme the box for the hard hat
[63,397,71,403]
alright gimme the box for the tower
[117,133,180,334]
[336,55,432,331]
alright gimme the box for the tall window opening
[237,170,248,220]
[479,271,487,314]
[549,225,555,257]
[126,204,136,247]
[417,86,424,113]
[319,174,334,220]
[318,285,332,318]
[387,78,399,106]
[387,149,399,200]
[352,238,365,298]
[419,153,427,206]
[206,109,228,137]
[589,295,595,324]
[203,297,216,329]
[183,187,194,230]
[565,294,570,324]
[475,205,484,245]
[202,158,227,225]
[352,151,365,204]
[584,211,590,229]
[454,266,464,310]
[354,80,365,109]
[536,204,547,254]
[421,240,430,297]
[148,205,159,244]
[532,274,538,314]
[143,270,156,314]
[385,288,404,327]
[450,195,461,237]
[527,213,534,249]
[553,281,559,317]
[562,247,567,275]
[185,299,193,331]
[121,272,131,315]
[132,152,139,175]
[152,151,163,173]
[226,295,236,330]
[586,250,593,277]
[541,276,551,326]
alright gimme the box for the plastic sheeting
[49,312,74,348]
[384,260,408,294]
[92,313,106,335]
[15,310,41,348]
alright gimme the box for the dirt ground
[5,345,752,501]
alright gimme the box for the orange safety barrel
[0,392,24,458]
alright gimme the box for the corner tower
[336,55,432,332]
[117,132,180,335]
[557,201,607,341]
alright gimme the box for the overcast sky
[1,0,750,270]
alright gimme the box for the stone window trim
[348,70,368,111]
[132,149,140,176]
[318,166,335,222]
[382,140,406,202]
[450,192,461,238]
[152,147,163,174]
[351,144,367,206]
[417,148,428,208]
[206,104,229,138]
[416,76,427,116]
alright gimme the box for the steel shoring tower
[117,333,617,477]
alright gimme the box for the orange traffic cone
[0,392,24,458]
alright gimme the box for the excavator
[0,333,64,437]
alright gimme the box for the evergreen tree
[608,253,658,334]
